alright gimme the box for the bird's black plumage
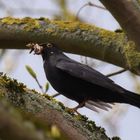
[30,42,140,112]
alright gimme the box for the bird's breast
[44,61,67,92]
[43,60,91,102]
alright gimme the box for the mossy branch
[0,99,51,140]
[0,74,118,140]
[0,17,140,75]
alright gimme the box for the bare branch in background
[76,2,106,20]
[100,0,140,51]
[106,69,126,77]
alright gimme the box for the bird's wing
[56,58,124,93]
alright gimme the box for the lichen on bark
[0,73,119,140]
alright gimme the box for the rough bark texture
[0,100,52,140]
[0,17,140,75]
[0,74,120,140]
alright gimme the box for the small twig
[34,77,44,93]
[52,93,60,98]
[106,69,126,77]
[88,2,106,10]
[76,2,106,20]
[25,65,45,94]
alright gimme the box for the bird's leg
[67,101,85,115]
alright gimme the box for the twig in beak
[26,43,43,55]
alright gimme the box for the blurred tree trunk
[0,74,116,140]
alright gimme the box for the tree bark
[0,74,116,140]
[0,17,140,75]
[100,0,140,51]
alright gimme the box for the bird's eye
[47,43,53,48]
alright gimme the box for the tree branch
[0,74,115,140]
[0,99,51,140]
[0,17,140,75]
[100,0,140,51]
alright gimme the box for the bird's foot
[66,107,81,115]
[66,102,85,115]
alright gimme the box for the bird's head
[27,42,61,60]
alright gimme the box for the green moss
[50,20,99,33]
[0,74,26,93]
[99,29,125,47]
[138,0,140,4]
[124,41,140,73]
[1,17,22,24]
[30,89,39,94]
[1,17,40,31]
[75,114,88,121]
[0,74,110,137]
[46,28,55,33]
[42,92,106,135]
[0,98,65,140]
[51,20,78,32]
[0,74,115,139]
[0,74,49,111]
[43,93,67,111]
[0,74,114,139]
[0,74,26,107]
[99,30,116,45]
[75,114,106,134]
[39,17,50,23]
[112,137,121,140]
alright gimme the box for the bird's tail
[124,90,140,108]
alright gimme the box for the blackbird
[28,42,140,112]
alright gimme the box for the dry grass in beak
[26,43,43,55]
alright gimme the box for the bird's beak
[26,43,43,55]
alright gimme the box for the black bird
[28,42,140,112]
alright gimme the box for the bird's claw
[66,107,81,115]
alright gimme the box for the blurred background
[0,0,140,140]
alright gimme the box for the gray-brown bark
[0,74,117,140]
[100,0,140,51]
[0,17,140,75]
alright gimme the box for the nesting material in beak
[26,43,43,55]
